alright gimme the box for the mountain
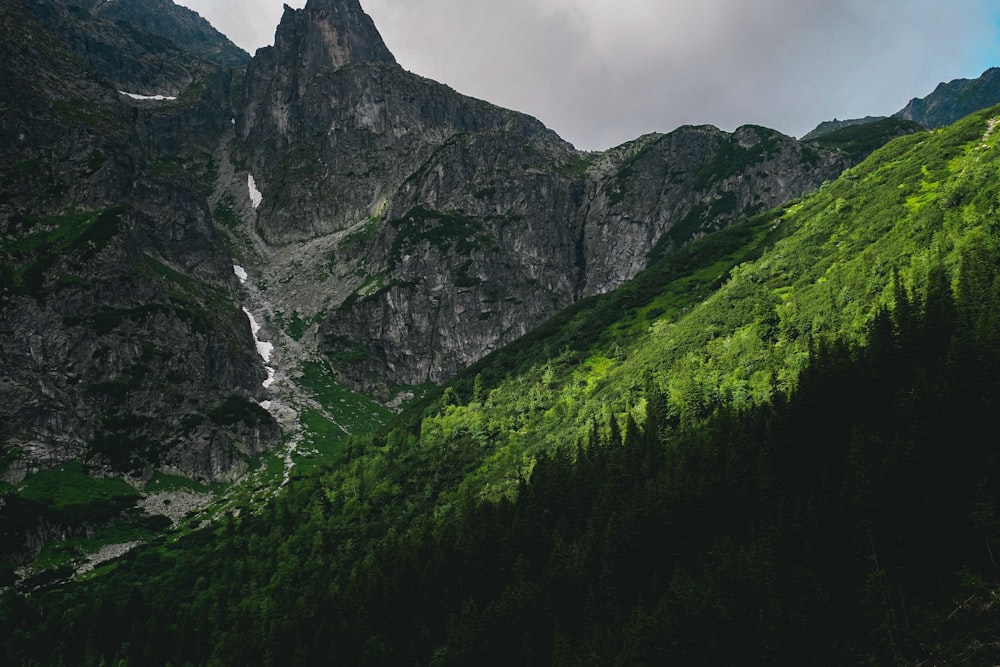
[226,0,853,397]
[91,0,250,68]
[6,0,998,624]
[6,91,1000,666]
[804,117,926,159]
[0,0,278,563]
[800,115,888,141]
[0,0,863,567]
[895,67,1000,128]
[803,67,1000,141]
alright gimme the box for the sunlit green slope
[357,103,1000,506]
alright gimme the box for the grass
[273,310,320,341]
[145,472,214,494]
[18,463,138,511]
[807,118,926,159]
[298,361,390,432]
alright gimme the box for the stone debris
[77,541,142,575]
[138,490,213,526]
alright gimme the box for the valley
[3,0,1000,664]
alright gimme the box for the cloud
[177,0,1000,150]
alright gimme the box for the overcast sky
[176,0,1000,150]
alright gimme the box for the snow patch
[248,174,263,209]
[243,309,273,363]
[233,264,248,284]
[243,307,276,388]
[118,90,177,101]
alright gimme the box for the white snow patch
[233,264,248,284]
[243,307,276,388]
[243,307,273,362]
[118,90,177,101]
[248,174,263,209]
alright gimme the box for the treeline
[4,242,1000,665]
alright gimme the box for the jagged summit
[895,67,1000,128]
[803,66,1000,140]
[271,0,396,70]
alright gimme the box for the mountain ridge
[91,0,250,67]
[803,66,1000,140]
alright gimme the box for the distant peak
[273,0,395,70]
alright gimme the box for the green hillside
[805,116,925,158]
[5,105,1000,664]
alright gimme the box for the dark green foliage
[1,207,124,298]
[388,205,496,270]
[16,463,138,511]
[323,333,370,363]
[212,195,241,229]
[208,394,270,427]
[693,126,783,190]
[84,149,106,176]
[453,259,481,287]
[89,413,161,469]
[807,118,926,159]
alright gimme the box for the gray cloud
[177,0,999,150]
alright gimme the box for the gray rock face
[223,0,854,395]
[312,124,849,392]
[0,0,278,484]
[238,2,553,244]
[91,0,250,68]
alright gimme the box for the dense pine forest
[5,81,1000,667]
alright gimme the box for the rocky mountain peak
[273,0,395,70]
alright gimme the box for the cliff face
[0,0,278,484]
[312,124,848,391]
[91,0,250,68]
[226,0,852,395]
